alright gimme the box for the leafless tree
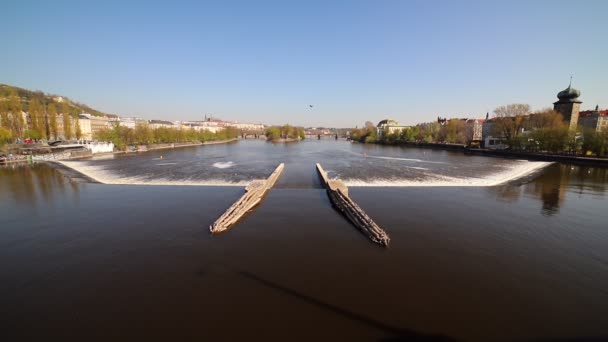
[492,103,531,140]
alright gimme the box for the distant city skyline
[2,0,607,127]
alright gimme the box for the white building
[376,119,410,139]
[225,122,265,131]
[148,120,174,129]
[182,122,224,133]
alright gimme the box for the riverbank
[465,148,608,167]
[267,138,302,143]
[1,138,239,166]
[65,138,239,160]
[371,141,608,167]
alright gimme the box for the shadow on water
[0,163,80,206]
[488,164,608,216]
[236,270,458,342]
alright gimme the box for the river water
[1,139,607,341]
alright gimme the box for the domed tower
[553,79,582,131]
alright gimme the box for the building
[181,121,224,133]
[553,81,582,131]
[148,120,174,129]
[579,105,608,132]
[225,122,265,131]
[78,114,109,140]
[376,119,410,138]
[77,114,93,140]
[482,117,508,149]
[465,118,485,142]
[115,117,146,129]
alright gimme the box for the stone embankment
[316,163,390,247]
[210,163,285,234]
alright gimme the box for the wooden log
[316,163,390,246]
[210,163,285,234]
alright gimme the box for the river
[1,139,607,341]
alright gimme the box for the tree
[6,89,24,138]
[0,127,12,145]
[134,123,153,144]
[445,119,467,144]
[75,114,82,140]
[62,103,72,139]
[0,99,9,131]
[47,103,58,139]
[527,109,565,130]
[28,97,46,139]
[582,128,608,157]
[23,129,42,140]
[493,103,531,142]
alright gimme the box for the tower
[553,79,582,131]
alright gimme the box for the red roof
[580,109,608,117]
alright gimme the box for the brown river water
[1,139,607,341]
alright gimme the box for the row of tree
[265,124,305,141]
[351,103,608,157]
[93,124,239,151]
[350,120,471,145]
[0,88,83,143]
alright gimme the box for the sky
[2,0,607,127]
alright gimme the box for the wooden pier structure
[210,163,285,234]
[316,163,390,247]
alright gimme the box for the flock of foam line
[209,163,391,247]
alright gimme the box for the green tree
[582,128,608,157]
[23,129,42,140]
[0,127,12,145]
[445,119,467,144]
[134,123,154,144]
[74,114,82,140]
[7,89,24,138]
[0,99,9,131]
[28,97,46,139]
[62,102,72,139]
[47,103,58,139]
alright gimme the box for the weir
[316,163,390,247]
[210,163,285,234]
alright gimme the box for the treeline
[265,124,305,141]
[351,104,608,157]
[350,120,467,144]
[0,86,88,143]
[94,124,239,151]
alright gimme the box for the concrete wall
[79,141,114,153]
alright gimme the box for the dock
[210,163,285,234]
[316,163,390,246]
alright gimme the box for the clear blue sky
[2,0,607,127]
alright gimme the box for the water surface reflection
[488,164,608,216]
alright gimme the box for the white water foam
[343,161,553,187]
[213,161,235,169]
[347,151,446,164]
[57,161,248,186]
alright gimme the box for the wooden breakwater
[210,163,285,234]
[316,163,390,247]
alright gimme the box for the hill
[0,84,114,118]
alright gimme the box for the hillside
[0,84,114,117]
